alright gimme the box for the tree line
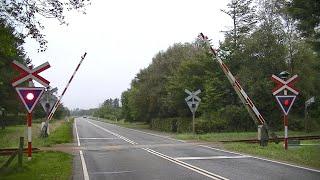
[95,0,320,133]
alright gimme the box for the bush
[151,117,192,133]
[195,118,228,134]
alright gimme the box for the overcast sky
[23,0,231,110]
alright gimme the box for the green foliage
[151,117,191,133]
[0,151,72,180]
[0,19,28,116]
[287,0,320,52]
[93,98,122,121]
[119,0,320,133]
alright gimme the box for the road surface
[73,117,320,180]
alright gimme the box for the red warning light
[26,93,34,101]
[284,99,290,106]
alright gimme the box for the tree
[287,0,320,52]
[0,0,90,51]
[221,0,257,50]
[0,19,27,117]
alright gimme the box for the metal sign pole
[192,112,195,134]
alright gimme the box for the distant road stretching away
[73,117,320,180]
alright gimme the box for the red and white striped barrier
[47,52,87,120]
[198,33,266,125]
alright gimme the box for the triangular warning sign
[187,101,200,114]
[275,95,296,115]
[16,87,45,113]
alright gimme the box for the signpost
[185,89,201,134]
[305,97,315,132]
[39,87,58,137]
[271,72,299,150]
[12,61,50,159]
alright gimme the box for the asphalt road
[73,117,320,180]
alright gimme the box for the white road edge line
[143,148,228,180]
[75,119,90,180]
[74,119,80,146]
[90,170,134,175]
[85,119,228,180]
[79,137,119,140]
[175,155,250,160]
[199,145,320,173]
[80,150,90,180]
[90,119,186,143]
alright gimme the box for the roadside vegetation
[224,140,320,169]
[0,119,73,148]
[79,0,320,135]
[0,151,72,180]
[72,0,320,170]
[0,118,74,179]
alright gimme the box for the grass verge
[175,131,320,142]
[223,140,320,169]
[0,118,74,179]
[0,119,73,148]
[0,151,72,180]
[92,117,149,130]
[175,131,320,169]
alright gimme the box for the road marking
[90,170,134,175]
[80,150,90,180]
[75,119,90,180]
[91,119,185,143]
[86,120,137,145]
[84,119,227,179]
[75,119,80,146]
[143,148,228,180]
[79,137,119,140]
[200,145,320,173]
[175,155,250,160]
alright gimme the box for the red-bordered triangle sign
[15,87,45,113]
[275,95,296,115]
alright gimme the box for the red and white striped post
[284,115,288,150]
[27,112,32,159]
[47,52,87,121]
[28,65,33,160]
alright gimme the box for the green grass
[175,130,320,142]
[0,118,74,179]
[93,117,150,130]
[0,119,73,148]
[223,140,320,169]
[175,131,320,169]
[0,151,72,180]
[34,120,73,147]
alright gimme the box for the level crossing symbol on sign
[271,73,299,150]
[40,87,58,115]
[16,87,45,113]
[11,60,51,160]
[271,74,299,115]
[185,89,201,114]
[12,60,50,87]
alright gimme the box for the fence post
[18,137,24,168]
